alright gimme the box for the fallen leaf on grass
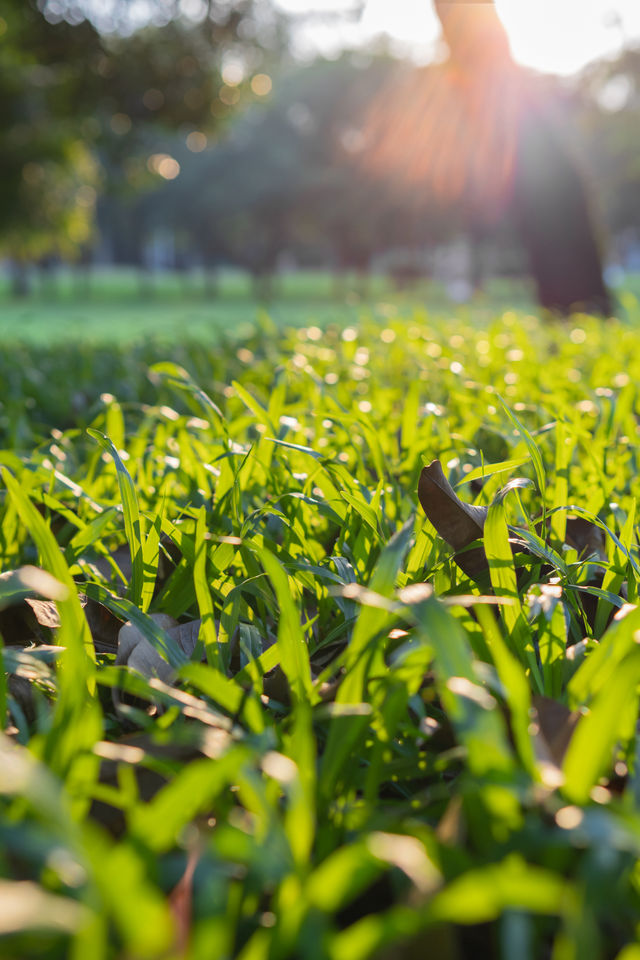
[81,596,122,653]
[565,517,606,561]
[116,615,202,683]
[0,566,67,608]
[0,567,67,646]
[418,459,489,580]
[531,695,581,782]
[24,598,60,629]
[418,460,488,551]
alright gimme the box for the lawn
[0,267,542,346]
[2,281,640,959]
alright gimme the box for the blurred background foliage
[0,0,639,299]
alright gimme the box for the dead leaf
[24,598,60,630]
[262,665,291,705]
[0,599,60,647]
[81,596,121,654]
[116,615,203,683]
[0,567,67,608]
[0,568,67,646]
[8,675,36,725]
[92,534,178,598]
[91,545,133,595]
[418,459,489,580]
[531,694,581,775]
[565,517,606,561]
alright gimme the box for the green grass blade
[87,429,144,607]
[85,583,187,670]
[498,395,546,505]
[484,499,542,691]
[255,547,314,705]
[1,469,95,675]
[458,456,532,486]
[193,505,220,668]
[563,646,640,804]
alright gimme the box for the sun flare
[494,0,630,75]
[277,0,640,77]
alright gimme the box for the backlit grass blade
[87,429,144,607]
[473,603,535,773]
[179,661,265,733]
[65,507,118,564]
[567,605,640,708]
[329,857,574,960]
[458,455,531,486]
[140,500,163,614]
[233,379,277,466]
[550,504,640,579]
[1,469,95,675]
[1,470,102,779]
[338,519,414,699]
[594,498,635,636]
[563,646,640,804]
[484,498,542,691]
[232,379,275,431]
[149,361,224,422]
[551,419,571,544]
[498,395,546,505]
[255,547,314,705]
[193,505,220,668]
[85,582,187,670]
[130,748,251,852]
[400,380,420,455]
[0,565,67,609]
[405,591,515,776]
[306,841,383,913]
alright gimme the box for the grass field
[0,268,543,346]
[2,278,640,959]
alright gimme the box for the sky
[274,0,640,75]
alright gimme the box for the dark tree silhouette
[434,0,611,314]
[360,0,612,314]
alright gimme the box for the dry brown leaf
[0,601,59,647]
[565,517,607,561]
[24,598,60,630]
[116,615,203,682]
[8,675,36,724]
[531,694,581,776]
[418,459,489,580]
[81,596,121,653]
[91,545,133,595]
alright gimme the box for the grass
[2,286,640,959]
[0,267,543,346]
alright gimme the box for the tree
[353,0,612,313]
[577,48,640,243]
[167,54,432,292]
[0,0,287,292]
[433,0,611,313]
[0,2,100,291]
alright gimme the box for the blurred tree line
[1,0,639,297]
[0,0,287,294]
